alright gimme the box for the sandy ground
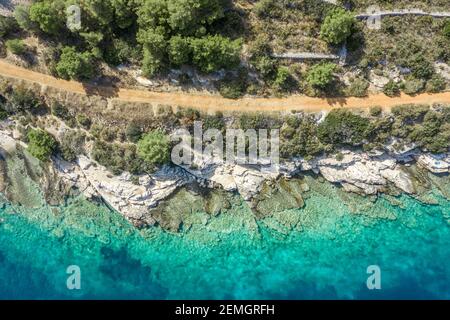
[1,59,450,113]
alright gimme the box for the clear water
[0,177,449,300]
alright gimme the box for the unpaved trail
[1,59,450,113]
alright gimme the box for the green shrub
[403,78,425,95]
[76,114,91,129]
[0,15,19,37]
[306,63,336,88]
[253,56,277,79]
[29,0,65,35]
[346,78,369,97]
[391,104,430,122]
[126,122,143,143]
[383,80,400,97]
[335,152,344,161]
[5,39,26,55]
[272,66,296,93]
[318,109,370,146]
[190,35,242,73]
[320,8,355,45]
[51,101,70,119]
[426,75,446,93]
[56,47,95,80]
[0,108,8,120]
[408,55,434,80]
[443,20,450,39]
[369,106,382,117]
[91,141,147,175]
[253,0,278,18]
[59,130,85,162]
[0,96,8,120]
[203,112,225,131]
[168,36,191,66]
[27,129,57,161]
[217,68,248,99]
[137,130,171,166]
[279,115,324,158]
[14,5,36,31]
[6,86,43,113]
[100,127,117,142]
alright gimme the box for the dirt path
[1,59,450,113]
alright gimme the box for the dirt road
[1,59,450,113]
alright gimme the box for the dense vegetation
[1,0,242,80]
[137,130,171,166]
[0,1,448,97]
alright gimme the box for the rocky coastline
[1,125,449,230]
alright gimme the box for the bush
[5,39,26,55]
[138,27,169,77]
[137,130,171,166]
[320,8,355,45]
[0,108,8,120]
[0,96,8,120]
[253,0,279,18]
[383,80,400,97]
[318,109,369,146]
[14,5,36,31]
[126,122,143,143]
[253,56,277,79]
[408,55,434,80]
[426,75,446,93]
[369,106,382,117]
[190,35,242,73]
[168,36,191,66]
[59,130,85,162]
[403,78,425,95]
[203,112,225,131]
[76,114,91,129]
[272,66,296,93]
[6,86,43,113]
[103,38,142,66]
[218,77,247,99]
[0,15,19,37]
[279,115,324,158]
[27,129,57,161]
[51,101,70,119]
[29,0,65,35]
[443,20,450,39]
[306,63,336,88]
[346,78,369,97]
[56,47,95,80]
[91,141,146,175]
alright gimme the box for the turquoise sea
[0,175,449,300]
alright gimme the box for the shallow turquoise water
[0,179,449,299]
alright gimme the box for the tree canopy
[306,63,336,88]
[56,47,95,80]
[318,109,370,146]
[320,8,355,45]
[137,130,171,166]
[27,129,58,161]
[29,0,66,35]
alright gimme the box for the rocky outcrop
[53,155,194,226]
